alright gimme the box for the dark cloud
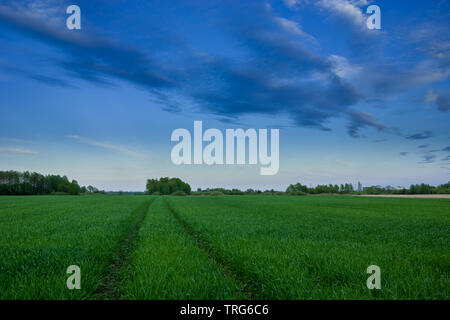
[421,155,436,163]
[425,146,450,153]
[0,3,381,137]
[346,110,386,138]
[184,5,389,137]
[417,144,428,148]
[0,5,175,89]
[0,63,73,88]
[28,74,72,88]
[0,2,444,141]
[406,130,433,140]
[436,95,450,112]
[400,152,408,156]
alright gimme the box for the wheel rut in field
[94,198,154,300]
[164,198,266,300]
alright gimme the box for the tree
[0,170,95,195]
[146,177,191,195]
[286,183,308,194]
[68,180,81,195]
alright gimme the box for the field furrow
[94,198,155,299]
[121,197,243,299]
[167,195,450,299]
[165,198,266,299]
[0,195,151,299]
[0,195,448,299]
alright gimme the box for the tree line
[3,171,449,196]
[146,177,191,195]
[285,182,450,195]
[361,182,450,195]
[189,182,450,196]
[0,170,103,195]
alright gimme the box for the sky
[0,0,449,191]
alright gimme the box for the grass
[0,195,150,299]
[0,194,448,299]
[167,195,450,299]
[121,198,242,299]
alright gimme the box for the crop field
[0,195,150,299]
[0,195,448,299]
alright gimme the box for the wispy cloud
[420,155,436,163]
[0,1,447,142]
[347,110,387,137]
[333,159,353,166]
[0,2,384,138]
[67,135,148,160]
[316,0,367,29]
[400,152,408,156]
[0,5,174,89]
[273,16,317,44]
[406,130,433,140]
[0,147,39,154]
[0,137,32,143]
[436,95,450,112]
[423,146,450,154]
[423,90,450,112]
[283,0,301,9]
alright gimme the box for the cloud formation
[0,137,32,143]
[0,5,174,89]
[421,155,436,163]
[436,95,450,112]
[68,135,148,160]
[0,1,448,142]
[406,131,433,140]
[0,147,39,154]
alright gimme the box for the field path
[165,198,265,299]
[94,199,155,299]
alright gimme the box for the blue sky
[0,0,449,191]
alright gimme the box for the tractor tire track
[94,198,155,300]
[164,198,266,300]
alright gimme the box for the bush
[209,191,225,196]
[146,177,191,195]
[151,191,161,195]
[287,191,307,196]
[171,190,187,196]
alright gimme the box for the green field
[0,195,448,299]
